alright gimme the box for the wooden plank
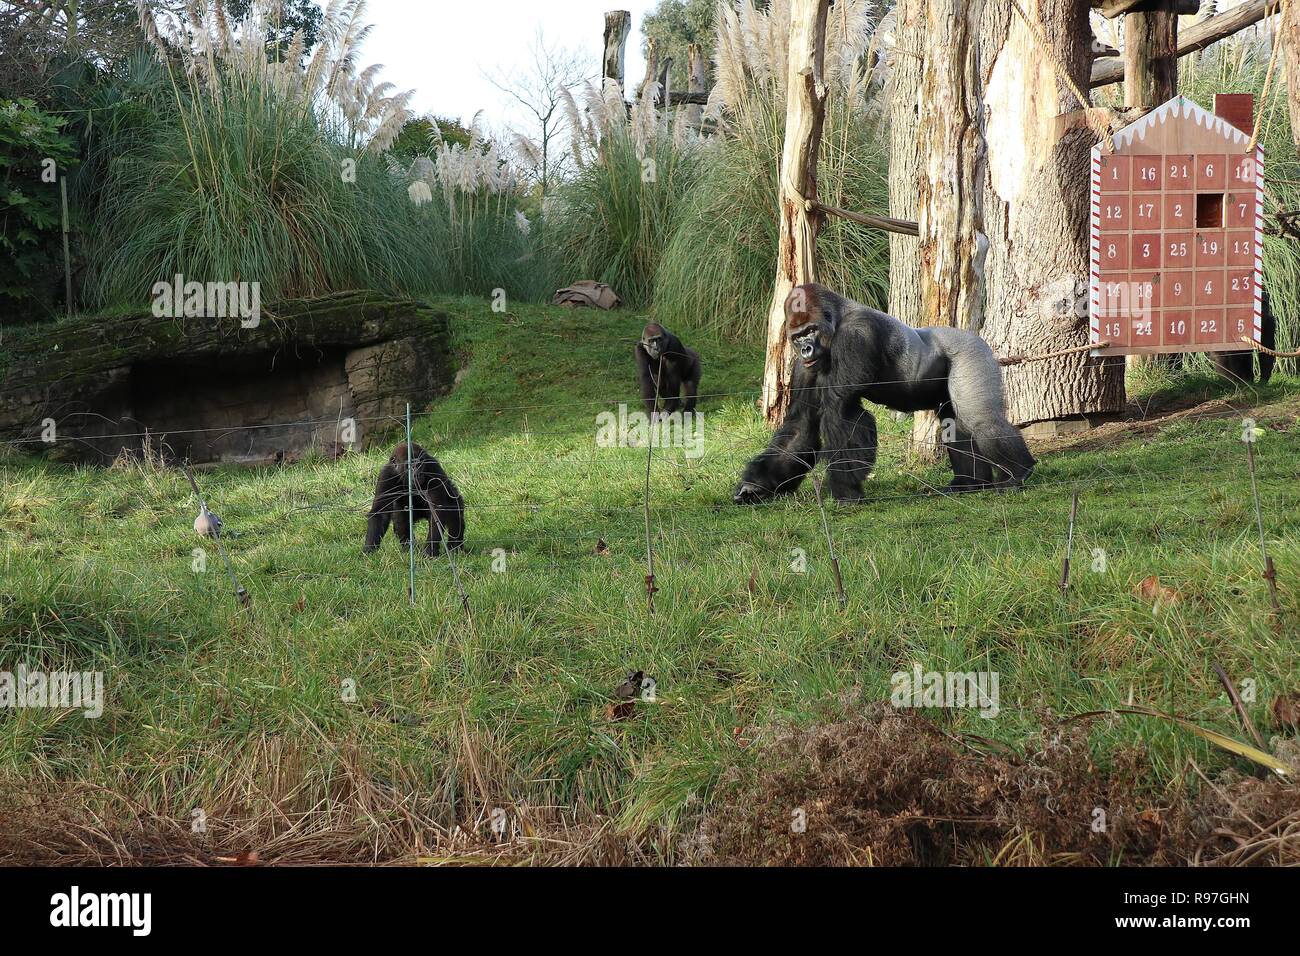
[1097,0,1199,18]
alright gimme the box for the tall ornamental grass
[545,79,704,307]
[89,0,534,308]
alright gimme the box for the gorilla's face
[642,334,663,360]
[791,327,827,370]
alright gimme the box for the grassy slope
[1,298,1298,855]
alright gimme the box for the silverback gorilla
[364,442,465,556]
[635,323,701,415]
[734,283,1035,504]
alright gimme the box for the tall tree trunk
[642,37,661,101]
[913,0,988,456]
[888,0,933,455]
[603,10,631,97]
[888,0,925,329]
[761,0,830,425]
[980,0,1125,426]
[686,42,708,131]
[1283,0,1300,150]
[917,0,987,331]
[65,0,79,49]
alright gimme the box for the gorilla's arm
[634,344,660,415]
[364,464,399,552]
[680,347,701,412]
[420,460,465,554]
[734,361,822,503]
[438,494,466,551]
[818,386,878,503]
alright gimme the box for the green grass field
[1,298,1297,863]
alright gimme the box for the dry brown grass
[7,705,1297,867]
[691,698,1300,867]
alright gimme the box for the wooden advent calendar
[1090,94,1264,356]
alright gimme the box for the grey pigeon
[194,507,223,538]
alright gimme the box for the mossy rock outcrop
[0,292,453,464]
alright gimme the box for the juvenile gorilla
[364,442,465,556]
[734,283,1035,504]
[635,323,701,415]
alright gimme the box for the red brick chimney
[1214,93,1255,139]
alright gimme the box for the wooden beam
[814,201,920,236]
[1092,0,1271,87]
[1099,0,1147,17]
[666,90,709,106]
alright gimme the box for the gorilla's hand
[732,480,771,505]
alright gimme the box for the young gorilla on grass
[635,323,701,415]
[734,283,1035,504]
[364,442,465,556]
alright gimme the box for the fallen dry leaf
[1134,574,1182,608]
[214,850,259,866]
[1272,694,1300,731]
[606,701,635,722]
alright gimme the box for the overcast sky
[362,1,661,133]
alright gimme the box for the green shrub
[0,99,78,321]
[85,2,533,309]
